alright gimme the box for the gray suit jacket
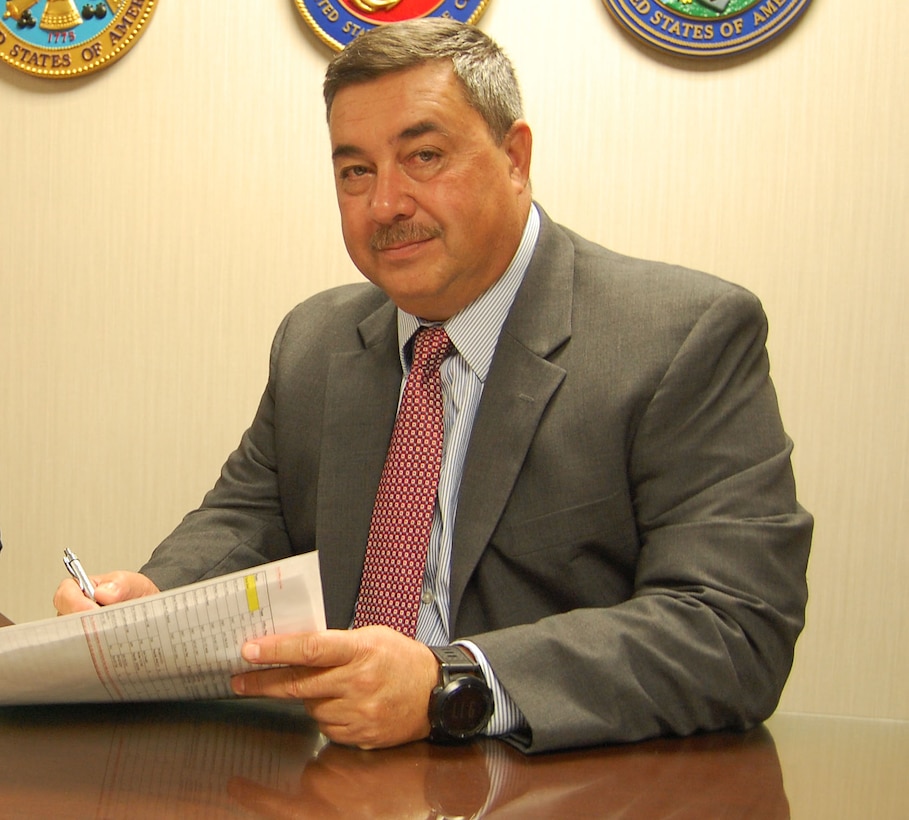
[142,208,812,753]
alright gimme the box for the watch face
[441,679,492,735]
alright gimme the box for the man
[55,19,812,753]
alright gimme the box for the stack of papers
[0,552,325,704]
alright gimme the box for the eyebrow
[399,120,445,140]
[331,120,447,163]
[331,144,364,162]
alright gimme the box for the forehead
[328,62,479,145]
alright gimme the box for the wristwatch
[427,645,494,743]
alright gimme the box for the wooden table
[0,698,905,818]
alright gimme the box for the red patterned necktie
[353,326,454,637]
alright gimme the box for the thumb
[93,571,160,605]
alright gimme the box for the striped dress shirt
[395,205,540,737]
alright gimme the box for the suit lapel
[449,212,575,623]
[316,301,401,628]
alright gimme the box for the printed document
[0,551,325,705]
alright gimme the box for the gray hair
[323,19,523,144]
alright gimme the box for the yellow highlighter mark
[245,575,260,613]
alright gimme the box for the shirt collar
[397,204,541,380]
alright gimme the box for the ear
[503,120,533,191]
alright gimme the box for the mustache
[370,222,442,251]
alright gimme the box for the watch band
[430,645,483,678]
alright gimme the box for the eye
[337,164,373,194]
[406,148,442,180]
[340,164,370,180]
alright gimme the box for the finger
[53,578,100,615]
[241,629,360,668]
[231,666,326,700]
[91,578,124,606]
[92,571,159,605]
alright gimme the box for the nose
[369,166,416,224]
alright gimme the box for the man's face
[329,61,532,321]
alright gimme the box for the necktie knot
[411,326,453,377]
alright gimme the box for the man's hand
[53,570,160,614]
[231,626,439,750]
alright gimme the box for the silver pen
[63,548,96,602]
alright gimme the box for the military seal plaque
[295,0,491,51]
[1,0,156,78]
[602,0,811,58]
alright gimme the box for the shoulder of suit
[551,220,755,307]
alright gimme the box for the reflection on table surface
[0,700,788,818]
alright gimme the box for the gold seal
[1,0,157,78]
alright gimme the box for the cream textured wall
[1,2,906,723]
